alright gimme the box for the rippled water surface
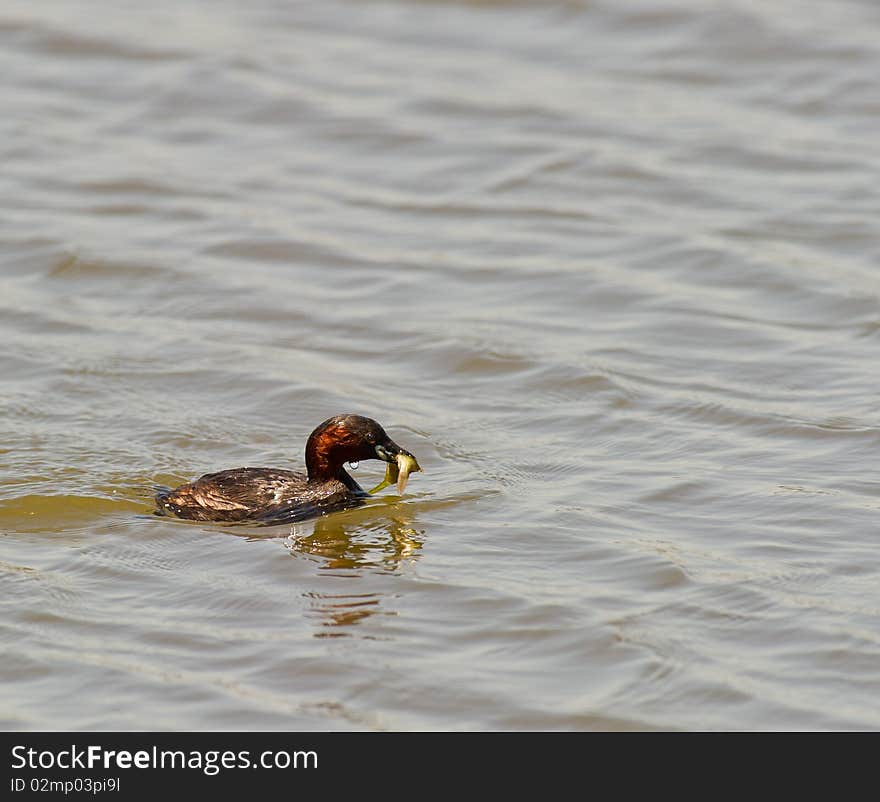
[3,0,880,730]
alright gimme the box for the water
[2,0,880,731]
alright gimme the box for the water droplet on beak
[349,461,359,470]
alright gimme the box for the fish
[369,451,422,495]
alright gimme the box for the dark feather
[157,467,365,523]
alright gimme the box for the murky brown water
[2,0,880,730]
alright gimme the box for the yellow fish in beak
[369,452,422,495]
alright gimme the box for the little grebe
[156,414,419,524]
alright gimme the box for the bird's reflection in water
[284,505,423,572]
[280,503,424,637]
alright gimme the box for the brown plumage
[155,415,417,524]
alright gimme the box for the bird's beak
[374,441,402,463]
